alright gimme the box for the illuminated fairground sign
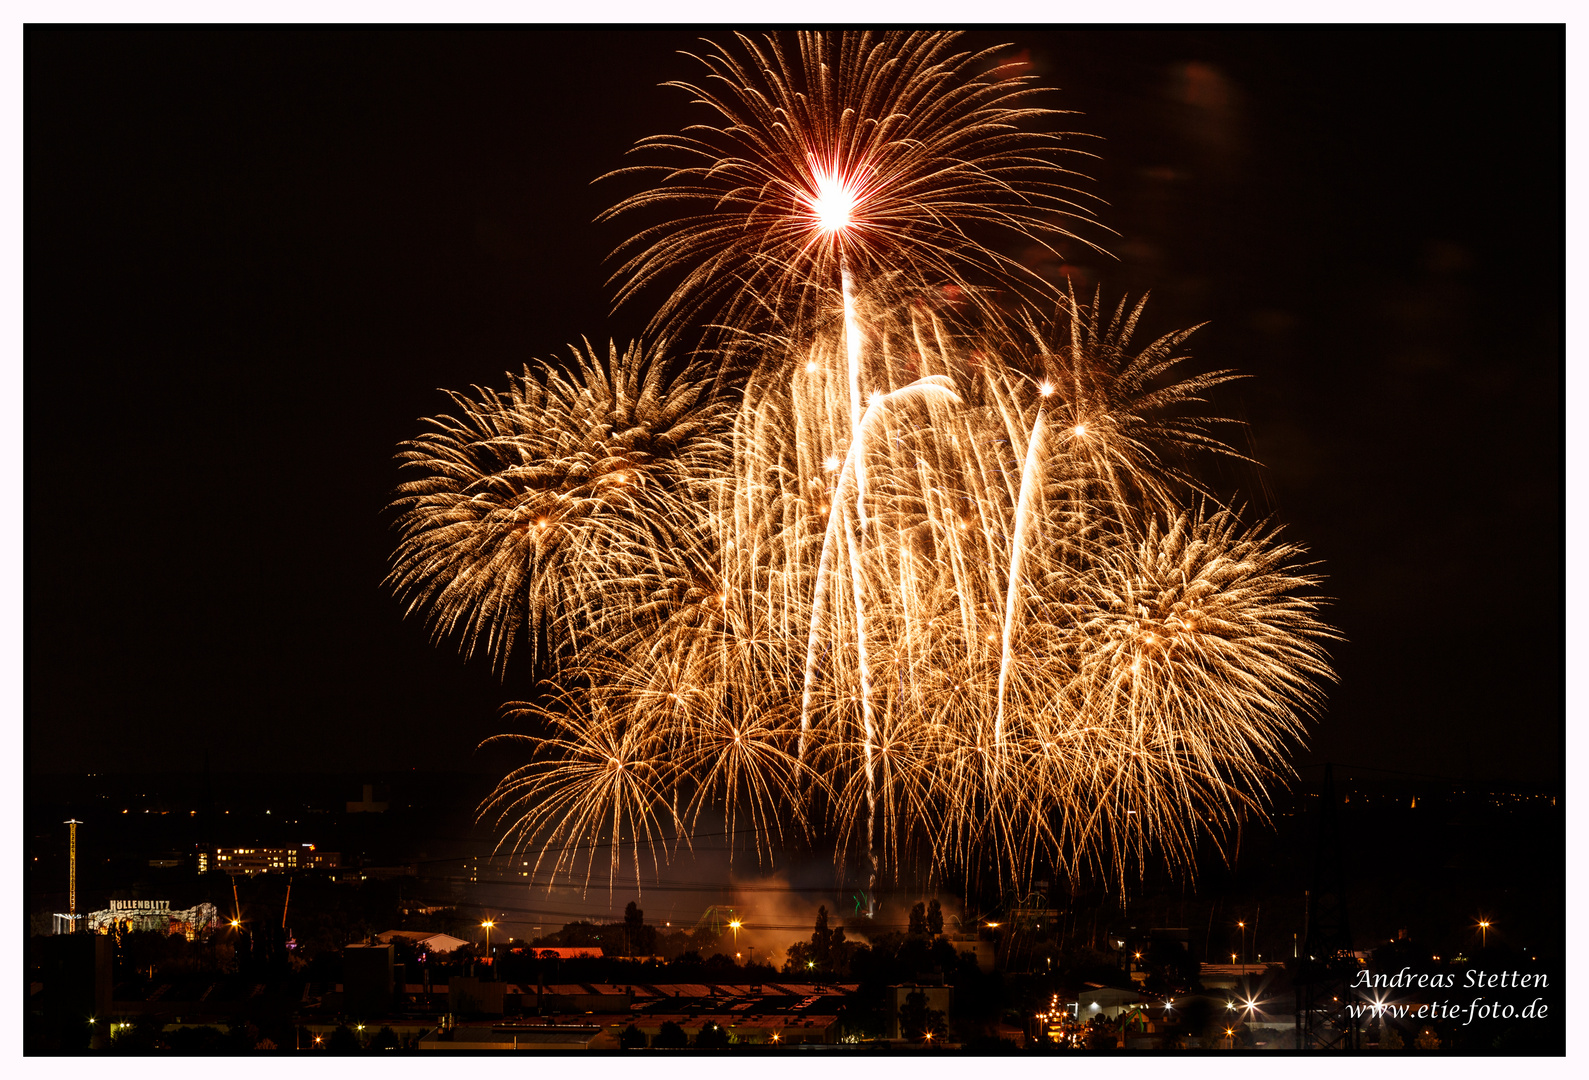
[81,900,220,938]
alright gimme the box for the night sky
[27,28,1563,785]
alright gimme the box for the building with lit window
[211,844,340,876]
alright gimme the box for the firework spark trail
[389,32,1338,899]
[994,380,1050,754]
[797,402,871,761]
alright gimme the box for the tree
[654,1021,688,1048]
[1086,1016,1117,1050]
[695,1021,731,1048]
[822,923,856,980]
[812,905,833,966]
[926,898,943,937]
[794,905,857,977]
[908,902,928,936]
[1379,1021,1405,1050]
[619,1024,648,1049]
[107,1015,166,1054]
[624,900,644,955]
[164,1025,231,1054]
[327,1024,361,1054]
[1142,937,1199,994]
[369,1026,400,1051]
[899,989,947,1039]
[782,940,815,974]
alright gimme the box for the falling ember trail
[841,253,866,526]
[799,421,871,759]
[995,389,1048,752]
[837,252,882,892]
[800,234,866,768]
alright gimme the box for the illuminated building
[80,899,220,939]
[211,844,339,876]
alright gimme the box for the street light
[1238,921,1246,966]
[729,918,742,950]
[1478,920,1491,948]
[482,919,495,966]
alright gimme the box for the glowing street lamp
[482,919,496,965]
[1478,920,1491,948]
[729,918,742,950]
[1238,920,1246,965]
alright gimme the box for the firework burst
[387,339,729,670]
[602,30,1106,342]
[389,31,1337,898]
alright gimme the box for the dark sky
[27,28,1563,784]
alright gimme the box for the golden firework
[601,30,1106,342]
[389,32,1337,897]
[387,339,729,671]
